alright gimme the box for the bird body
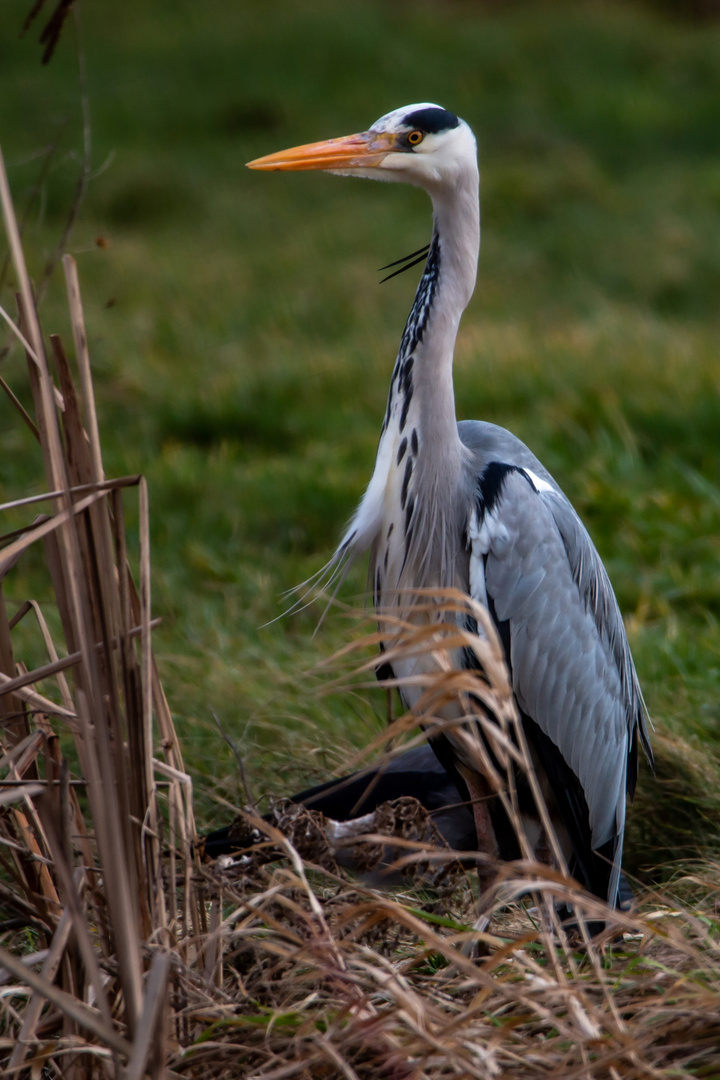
[248,103,652,911]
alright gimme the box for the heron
[247,103,653,913]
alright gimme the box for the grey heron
[248,103,653,912]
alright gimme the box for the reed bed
[1,144,719,1079]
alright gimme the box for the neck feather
[333,163,480,586]
[387,166,480,460]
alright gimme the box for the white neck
[412,169,480,459]
[335,158,480,579]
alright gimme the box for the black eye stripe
[403,107,460,134]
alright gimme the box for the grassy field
[1,0,720,875]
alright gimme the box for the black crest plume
[379,244,431,283]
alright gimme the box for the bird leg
[459,768,499,894]
[535,828,554,867]
[454,767,500,955]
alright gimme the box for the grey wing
[461,429,651,900]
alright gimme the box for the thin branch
[211,710,257,812]
[37,6,91,301]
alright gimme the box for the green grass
[1,0,719,867]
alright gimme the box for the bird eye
[407,130,424,146]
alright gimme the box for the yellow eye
[407,130,423,146]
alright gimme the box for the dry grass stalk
[1,144,719,1079]
[187,594,720,1077]
[0,145,192,1076]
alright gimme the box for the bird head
[247,103,477,191]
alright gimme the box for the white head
[247,102,478,195]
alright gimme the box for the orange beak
[247,130,397,172]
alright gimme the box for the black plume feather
[379,243,431,283]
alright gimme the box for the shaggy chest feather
[362,236,469,611]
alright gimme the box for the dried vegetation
[1,147,719,1079]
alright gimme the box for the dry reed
[0,145,719,1080]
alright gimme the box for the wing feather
[469,464,642,863]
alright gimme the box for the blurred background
[1,0,719,875]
